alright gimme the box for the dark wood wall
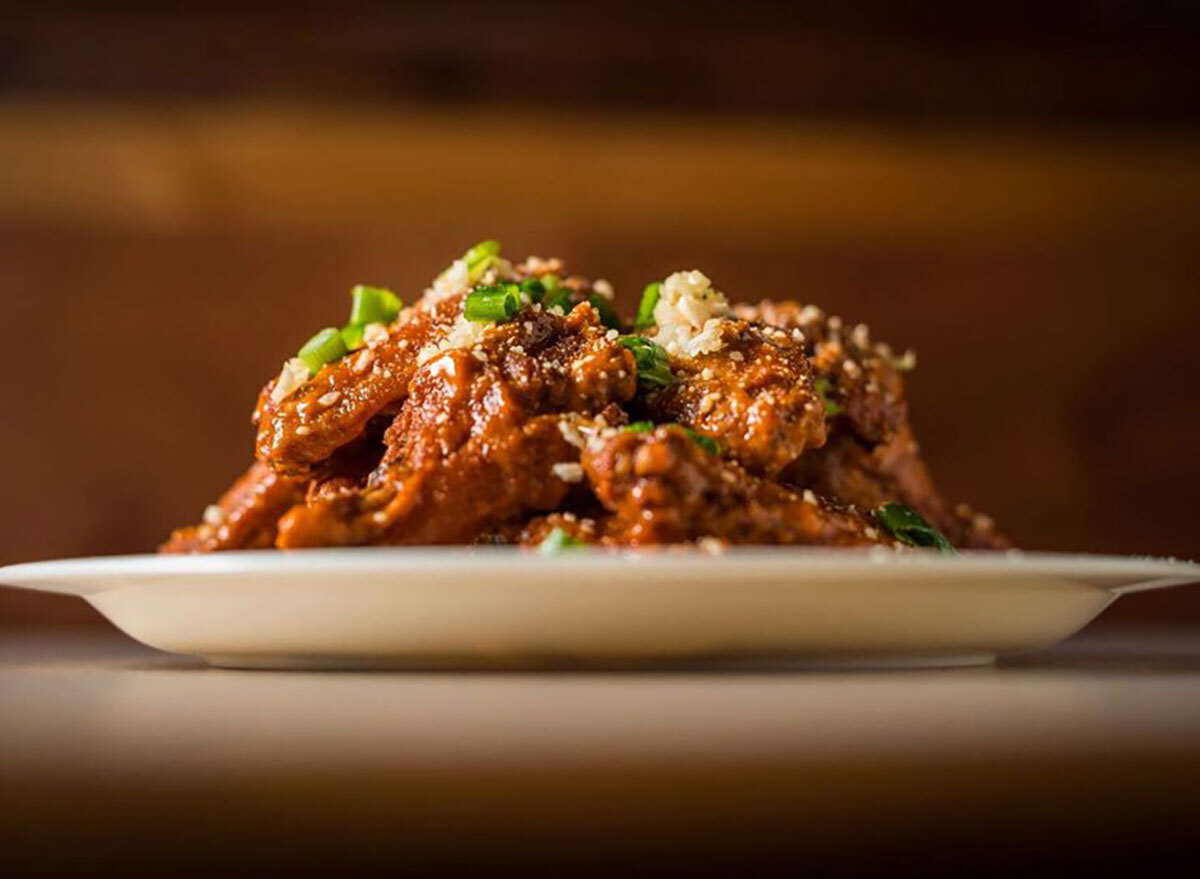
[1,3,1198,628]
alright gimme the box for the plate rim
[2,548,1197,598]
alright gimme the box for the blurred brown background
[1,1,1198,628]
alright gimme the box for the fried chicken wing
[645,319,826,477]
[275,302,636,546]
[583,425,890,547]
[254,294,464,476]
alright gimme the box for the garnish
[684,428,721,456]
[618,335,673,391]
[538,527,588,554]
[634,281,661,330]
[349,285,402,327]
[541,286,573,313]
[588,293,622,330]
[520,277,546,301]
[340,324,367,351]
[813,377,844,416]
[873,503,956,553]
[297,327,349,374]
[463,239,502,282]
[622,420,719,455]
[464,283,522,323]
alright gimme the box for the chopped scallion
[464,283,521,322]
[622,420,719,455]
[541,287,573,313]
[349,285,402,327]
[873,503,956,553]
[341,323,366,351]
[298,327,349,374]
[813,377,844,416]
[538,527,587,554]
[618,336,673,391]
[685,429,721,456]
[463,239,501,269]
[520,278,546,301]
[588,294,622,330]
[634,282,661,331]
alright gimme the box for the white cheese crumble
[798,305,823,324]
[551,462,585,483]
[363,322,389,348]
[427,355,457,378]
[202,504,226,526]
[269,357,312,405]
[558,419,586,449]
[417,315,490,365]
[651,270,732,358]
[424,258,470,304]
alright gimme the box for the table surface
[4,626,1200,875]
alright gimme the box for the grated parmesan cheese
[551,462,585,483]
[423,259,470,304]
[363,322,390,348]
[558,419,586,449]
[269,357,312,405]
[417,315,490,365]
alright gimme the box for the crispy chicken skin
[643,320,826,478]
[275,303,635,547]
[583,426,889,547]
[163,248,1007,553]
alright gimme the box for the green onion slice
[588,293,622,330]
[873,503,956,553]
[538,527,587,554]
[349,285,402,327]
[634,282,661,331]
[622,420,719,454]
[541,287,573,313]
[618,335,673,391]
[463,240,502,282]
[520,278,546,301]
[684,428,721,456]
[463,239,501,269]
[464,283,521,323]
[813,377,844,416]
[298,327,349,374]
[341,323,366,351]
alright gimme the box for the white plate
[2,549,1197,670]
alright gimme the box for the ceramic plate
[2,549,1197,669]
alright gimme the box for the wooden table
[3,627,1200,876]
